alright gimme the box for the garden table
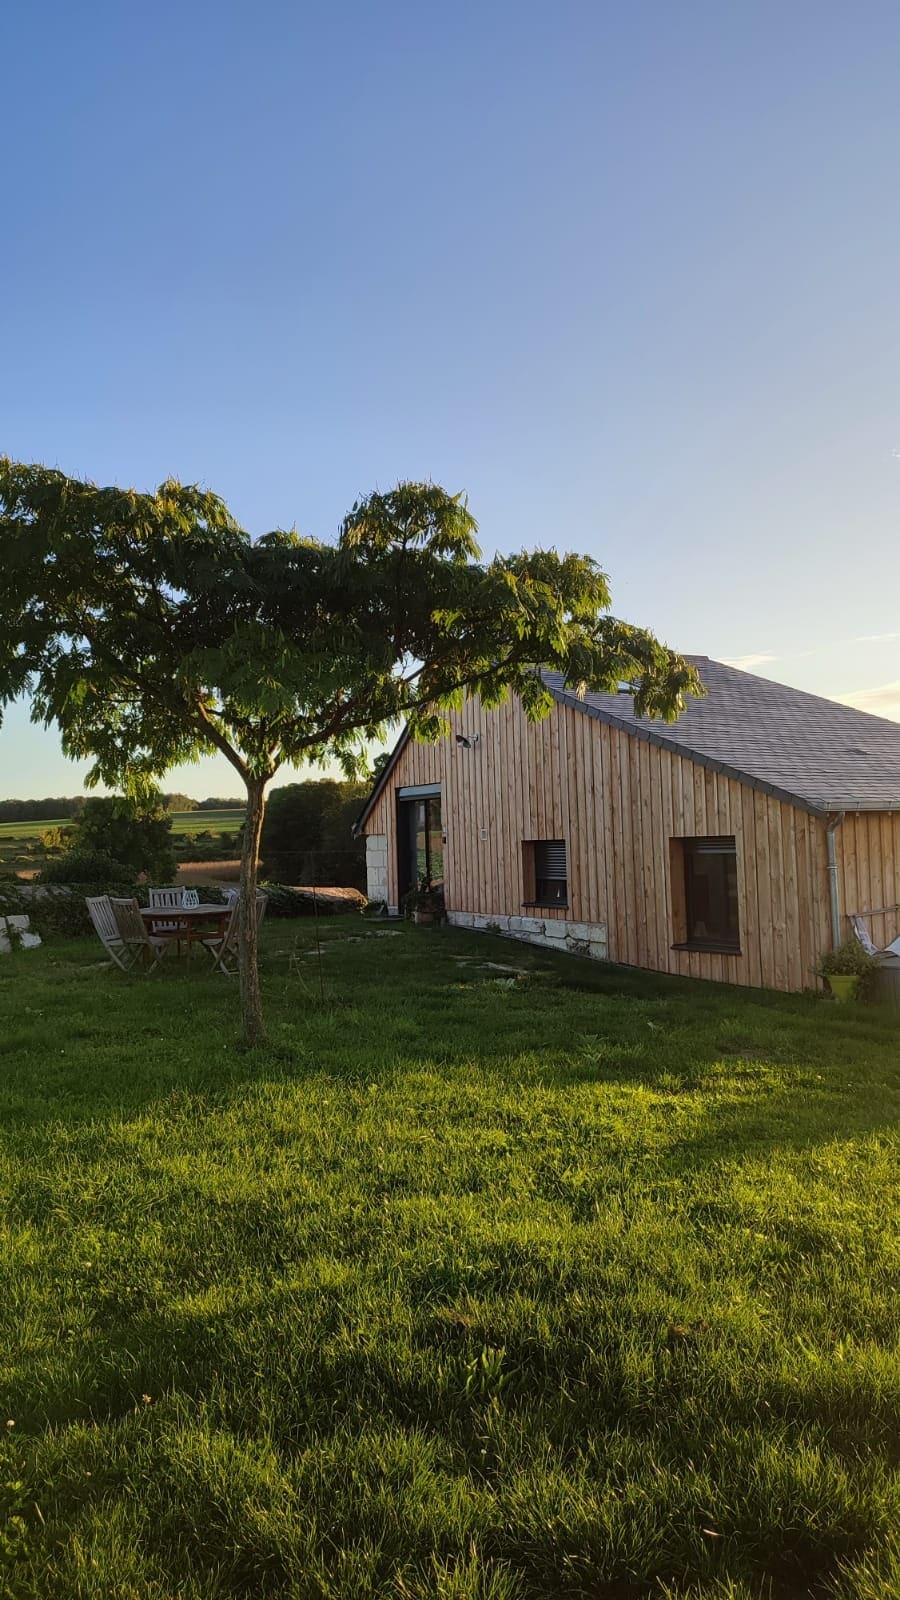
[139,902,231,956]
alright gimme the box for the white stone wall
[446,910,608,961]
[365,834,389,907]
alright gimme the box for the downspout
[826,812,845,948]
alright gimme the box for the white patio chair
[223,886,240,906]
[202,893,267,976]
[851,914,900,960]
[148,885,187,951]
[109,897,169,972]
[86,895,135,970]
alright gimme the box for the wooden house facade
[357,658,900,992]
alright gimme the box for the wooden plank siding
[838,812,900,951]
[365,694,898,989]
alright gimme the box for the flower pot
[827,974,859,1003]
[413,908,435,926]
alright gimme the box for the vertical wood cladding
[365,696,898,989]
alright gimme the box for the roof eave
[352,727,411,836]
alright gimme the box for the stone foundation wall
[365,834,389,906]
[446,909,608,961]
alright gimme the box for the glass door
[397,792,443,899]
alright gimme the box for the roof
[356,657,900,830]
[542,658,900,813]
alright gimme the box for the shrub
[38,827,67,854]
[38,849,137,888]
[401,881,446,922]
[259,882,365,918]
[0,884,92,939]
[68,796,177,882]
[817,938,881,998]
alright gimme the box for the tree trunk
[238,777,268,1047]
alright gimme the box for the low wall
[447,909,608,961]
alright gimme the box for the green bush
[817,938,881,997]
[0,884,92,939]
[38,849,137,888]
[259,882,364,918]
[68,795,177,882]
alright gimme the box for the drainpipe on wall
[826,813,845,949]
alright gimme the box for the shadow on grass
[3,926,898,1173]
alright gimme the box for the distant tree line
[0,794,246,822]
[0,797,87,822]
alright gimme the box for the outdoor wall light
[455,733,480,748]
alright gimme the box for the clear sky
[2,0,898,799]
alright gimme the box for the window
[522,839,568,907]
[671,835,740,952]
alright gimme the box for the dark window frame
[670,834,741,954]
[522,838,568,909]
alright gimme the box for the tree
[70,795,178,881]
[0,462,700,1046]
[162,792,198,813]
[261,780,369,889]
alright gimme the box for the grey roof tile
[542,657,900,813]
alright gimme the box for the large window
[671,835,740,952]
[397,791,443,898]
[522,839,568,908]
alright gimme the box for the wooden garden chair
[86,895,165,972]
[109,897,169,972]
[202,892,267,976]
[86,895,135,970]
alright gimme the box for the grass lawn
[1,922,897,1599]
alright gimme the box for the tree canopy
[71,795,177,882]
[261,780,368,890]
[0,459,701,1042]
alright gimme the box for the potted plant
[402,878,445,926]
[816,939,879,1003]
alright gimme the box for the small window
[523,839,568,907]
[671,835,740,952]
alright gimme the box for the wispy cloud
[721,652,778,671]
[834,680,900,722]
[854,631,900,645]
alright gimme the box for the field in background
[0,818,71,838]
[0,809,245,878]
[0,809,244,841]
[1,921,898,1597]
[175,859,241,884]
[167,808,245,836]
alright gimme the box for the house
[355,657,900,992]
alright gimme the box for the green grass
[1,923,898,1598]
[166,809,245,837]
[0,820,72,839]
[0,809,243,843]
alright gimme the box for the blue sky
[2,0,899,798]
